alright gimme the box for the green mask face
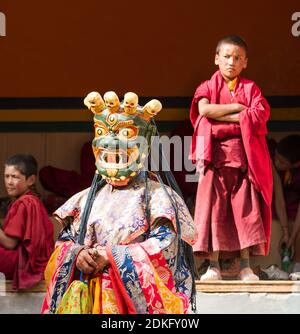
[84,91,162,187]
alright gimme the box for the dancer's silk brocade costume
[42,91,195,314]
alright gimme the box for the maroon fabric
[39,142,95,208]
[211,125,247,169]
[1,193,54,289]
[190,70,272,256]
[193,166,266,255]
[169,121,198,201]
[0,247,18,278]
[39,166,93,198]
[190,70,272,205]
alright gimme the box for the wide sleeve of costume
[106,183,194,314]
[107,220,190,314]
[53,187,90,236]
[148,183,195,245]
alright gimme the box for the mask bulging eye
[119,127,135,139]
[121,129,128,136]
[96,126,107,136]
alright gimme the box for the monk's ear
[243,57,248,69]
[215,53,220,66]
[26,174,36,187]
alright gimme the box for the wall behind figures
[0,132,93,198]
[0,0,300,97]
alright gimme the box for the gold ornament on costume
[227,77,238,92]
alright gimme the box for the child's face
[4,165,35,198]
[215,43,248,82]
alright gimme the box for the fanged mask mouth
[96,147,139,169]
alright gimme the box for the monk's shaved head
[216,35,248,55]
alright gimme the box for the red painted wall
[0,0,299,97]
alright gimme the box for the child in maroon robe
[190,35,272,281]
[0,154,54,289]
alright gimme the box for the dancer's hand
[76,248,99,274]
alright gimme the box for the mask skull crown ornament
[84,91,162,187]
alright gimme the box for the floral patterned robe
[41,176,195,314]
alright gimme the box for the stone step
[195,281,300,314]
[1,280,300,314]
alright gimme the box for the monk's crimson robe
[0,193,54,289]
[190,70,272,256]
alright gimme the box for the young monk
[0,154,54,289]
[190,35,273,281]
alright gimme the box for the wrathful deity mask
[84,91,162,187]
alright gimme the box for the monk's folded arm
[198,98,244,119]
[215,113,240,123]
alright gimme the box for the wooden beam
[3,280,300,294]
[196,280,300,293]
